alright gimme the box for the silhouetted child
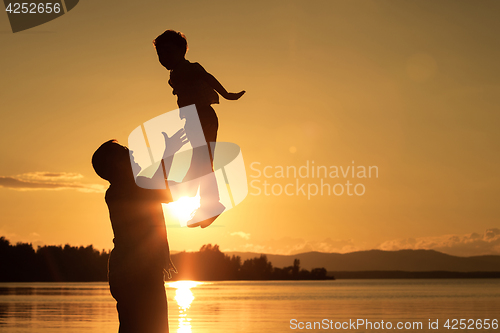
[92,129,186,333]
[153,29,245,228]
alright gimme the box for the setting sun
[163,196,201,226]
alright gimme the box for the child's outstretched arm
[202,72,245,100]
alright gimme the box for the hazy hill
[225,249,500,272]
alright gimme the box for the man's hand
[224,90,246,100]
[162,128,188,158]
[163,257,178,280]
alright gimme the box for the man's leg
[111,269,168,333]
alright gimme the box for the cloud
[230,231,251,240]
[224,229,500,257]
[0,229,45,248]
[226,237,361,255]
[0,172,106,193]
[0,228,17,241]
[18,172,84,181]
[377,228,500,256]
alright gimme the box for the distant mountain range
[225,249,500,272]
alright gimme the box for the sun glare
[164,196,200,226]
[168,280,203,290]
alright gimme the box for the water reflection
[0,281,498,333]
[168,281,203,333]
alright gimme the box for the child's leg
[187,107,224,227]
[199,120,220,203]
[179,109,216,197]
[198,106,218,169]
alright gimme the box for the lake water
[0,279,499,333]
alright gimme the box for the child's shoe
[187,201,225,228]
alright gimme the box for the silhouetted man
[92,130,186,333]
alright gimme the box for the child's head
[92,140,132,183]
[153,30,188,70]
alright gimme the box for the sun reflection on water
[168,281,203,333]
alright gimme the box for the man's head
[92,140,132,183]
[153,30,188,70]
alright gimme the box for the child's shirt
[169,59,219,109]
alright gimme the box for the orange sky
[0,0,499,256]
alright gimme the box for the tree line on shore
[0,237,109,282]
[172,244,330,280]
[0,237,331,282]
